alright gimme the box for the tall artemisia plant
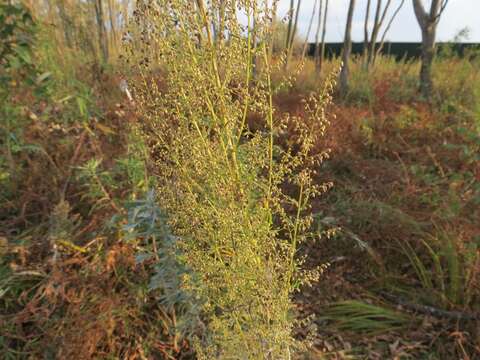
[124,0,334,357]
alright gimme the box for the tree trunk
[374,0,406,62]
[301,0,318,60]
[412,0,448,99]
[290,0,302,50]
[286,0,295,50]
[319,0,329,72]
[107,0,117,49]
[93,0,108,63]
[419,26,436,98]
[56,0,74,48]
[339,0,356,96]
[270,0,278,56]
[367,0,382,68]
[286,0,302,67]
[314,0,323,67]
[364,0,395,68]
[363,0,371,63]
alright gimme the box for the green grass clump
[398,228,480,312]
[322,300,411,335]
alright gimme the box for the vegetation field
[1,1,479,359]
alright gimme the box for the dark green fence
[307,42,480,60]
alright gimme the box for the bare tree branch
[363,0,371,59]
[378,0,393,30]
[412,0,427,28]
[301,0,318,59]
[375,0,406,60]
[314,0,324,63]
[433,0,449,23]
[318,0,329,71]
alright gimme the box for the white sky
[276,0,480,42]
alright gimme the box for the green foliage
[123,190,202,344]
[0,3,52,98]
[114,131,152,196]
[77,158,118,212]
[271,18,303,55]
[126,0,333,357]
[433,58,480,111]
[76,132,151,213]
[36,23,96,123]
[393,105,419,129]
[438,27,474,60]
[0,3,36,83]
[344,68,375,106]
[2,1,479,357]
[398,228,480,311]
[0,3,50,208]
[322,300,411,335]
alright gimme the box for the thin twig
[380,291,479,321]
